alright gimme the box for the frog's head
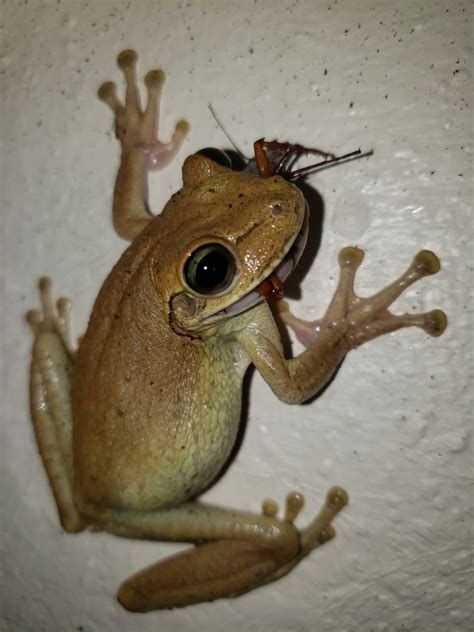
[157,154,308,336]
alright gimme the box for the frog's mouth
[214,205,309,319]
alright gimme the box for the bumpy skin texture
[27,51,446,612]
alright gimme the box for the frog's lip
[212,205,309,320]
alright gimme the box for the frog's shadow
[202,177,343,493]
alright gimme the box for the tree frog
[27,50,447,612]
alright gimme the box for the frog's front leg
[84,487,346,611]
[238,248,447,404]
[98,50,189,240]
[26,278,83,533]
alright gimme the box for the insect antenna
[208,104,249,161]
[288,148,373,180]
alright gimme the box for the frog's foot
[261,490,305,522]
[115,487,347,611]
[27,278,83,532]
[26,277,75,354]
[261,487,347,574]
[98,49,189,170]
[279,248,447,349]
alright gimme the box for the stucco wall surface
[1,1,472,631]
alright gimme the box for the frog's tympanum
[27,51,447,612]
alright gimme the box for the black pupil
[184,243,236,295]
[195,250,229,290]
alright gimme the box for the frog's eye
[184,243,237,296]
[195,147,232,168]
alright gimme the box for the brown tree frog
[27,50,447,611]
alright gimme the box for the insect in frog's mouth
[215,205,309,319]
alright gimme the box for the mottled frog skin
[27,51,447,612]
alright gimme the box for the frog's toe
[145,69,166,90]
[27,278,52,324]
[26,308,43,334]
[413,249,441,276]
[38,277,55,326]
[98,81,124,115]
[27,278,75,351]
[117,49,138,69]
[261,498,279,517]
[98,81,116,102]
[318,524,336,544]
[338,245,365,270]
[56,297,73,341]
[285,492,305,523]
[261,491,305,524]
[26,278,54,332]
[423,309,447,337]
[175,119,191,136]
[299,486,348,554]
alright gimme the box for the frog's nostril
[270,202,285,216]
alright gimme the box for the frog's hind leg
[27,278,83,533]
[114,487,347,612]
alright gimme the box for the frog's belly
[73,386,243,512]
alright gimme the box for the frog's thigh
[30,332,82,531]
[118,538,291,611]
[28,282,83,532]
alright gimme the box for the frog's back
[72,237,243,513]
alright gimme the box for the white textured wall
[2,1,472,630]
